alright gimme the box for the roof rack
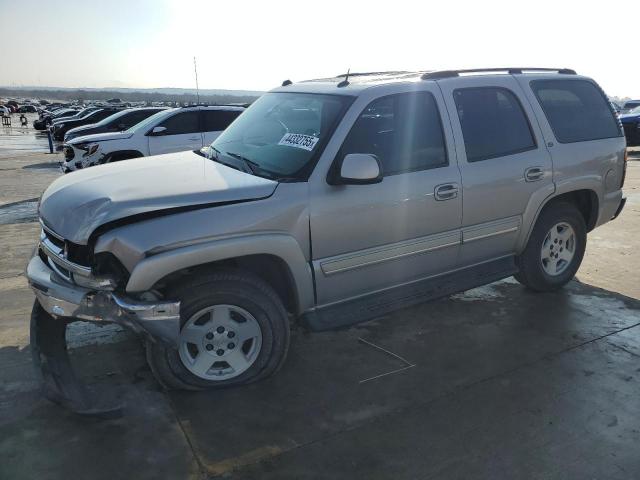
[336,70,411,78]
[179,103,249,108]
[421,68,577,80]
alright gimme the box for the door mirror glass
[150,126,167,136]
[336,153,382,185]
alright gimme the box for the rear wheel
[514,202,587,292]
[146,269,290,390]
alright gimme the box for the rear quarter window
[531,79,622,143]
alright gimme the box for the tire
[514,201,587,292]
[146,269,290,390]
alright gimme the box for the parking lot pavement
[0,137,639,479]
[0,113,55,157]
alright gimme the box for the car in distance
[63,107,167,142]
[61,105,244,172]
[620,106,640,147]
[622,100,640,113]
[18,105,39,113]
[50,108,123,141]
[33,107,79,130]
[27,68,626,414]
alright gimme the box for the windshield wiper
[225,151,260,176]
[211,149,298,182]
[208,147,245,173]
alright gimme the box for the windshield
[629,106,640,114]
[126,108,176,133]
[209,92,353,180]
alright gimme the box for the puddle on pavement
[0,199,39,225]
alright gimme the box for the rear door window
[158,111,200,135]
[202,110,242,132]
[453,87,536,162]
[531,80,621,143]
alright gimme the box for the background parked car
[64,107,167,142]
[622,100,640,113]
[51,108,123,140]
[621,106,640,146]
[18,105,38,113]
[62,105,244,171]
[0,106,10,116]
[50,107,100,125]
[33,108,78,130]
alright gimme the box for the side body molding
[125,233,315,314]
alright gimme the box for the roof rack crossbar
[335,70,412,78]
[421,67,576,80]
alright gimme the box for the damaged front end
[27,224,180,417]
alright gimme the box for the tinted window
[341,92,447,175]
[119,110,158,128]
[203,110,242,131]
[454,87,536,162]
[158,111,200,135]
[531,80,621,143]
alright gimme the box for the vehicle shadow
[1,278,638,479]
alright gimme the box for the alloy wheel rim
[540,222,576,276]
[179,304,262,380]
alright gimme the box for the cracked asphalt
[0,118,639,479]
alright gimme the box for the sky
[1,0,639,98]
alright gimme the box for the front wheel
[145,269,290,390]
[514,202,587,292]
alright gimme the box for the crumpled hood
[67,131,133,145]
[39,151,278,244]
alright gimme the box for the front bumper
[27,255,181,344]
[27,254,181,416]
[612,196,626,221]
[60,146,101,172]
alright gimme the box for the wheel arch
[105,150,144,162]
[518,187,599,252]
[125,234,315,315]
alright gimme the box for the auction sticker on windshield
[278,133,319,151]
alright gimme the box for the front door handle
[524,166,545,182]
[435,183,459,201]
[188,136,200,141]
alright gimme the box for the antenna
[337,68,350,88]
[193,56,200,104]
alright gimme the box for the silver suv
[27,68,627,414]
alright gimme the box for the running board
[302,256,518,331]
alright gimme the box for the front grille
[63,146,75,160]
[43,228,64,249]
[39,225,93,282]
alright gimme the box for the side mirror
[117,123,127,130]
[332,153,382,185]
[149,126,167,136]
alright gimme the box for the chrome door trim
[320,230,461,276]
[462,216,521,244]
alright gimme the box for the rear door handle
[525,166,545,182]
[435,183,459,201]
